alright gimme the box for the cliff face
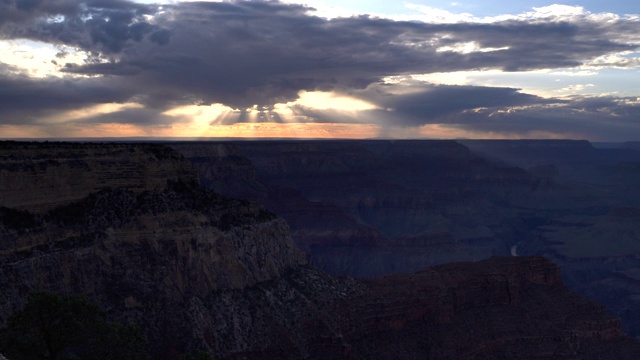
[0,142,306,356]
[163,256,640,359]
[0,186,304,308]
[0,142,197,213]
[345,256,635,359]
[457,140,640,337]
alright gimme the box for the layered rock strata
[140,257,640,359]
[0,141,196,212]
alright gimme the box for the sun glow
[9,91,385,138]
[436,41,509,54]
[0,122,381,139]
[162,103,234,125]
[40,103,145,124]
[156,90,380,137]
[289,90,379,111]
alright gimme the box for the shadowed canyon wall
[172,139,640,337]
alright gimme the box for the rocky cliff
[346,256,638,359]
[1,141,640,359]
[123,256,640,359]
[0,141,197,213]
[0,142,306,357]
[0,185,307,358]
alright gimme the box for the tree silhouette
[0,292,146,360]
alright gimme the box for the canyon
[1,140,640,358]
[172,139,640,338]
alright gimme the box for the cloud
[0,1,639,140]
[353,81,546,125]
[286,81,640,140]
[8,1,635,106]
[0,0,165,53]
[0,72,135,124]
[431,95,640,141]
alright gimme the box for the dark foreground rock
[137,255,640,360]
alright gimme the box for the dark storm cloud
[285,82,640,140]
[0,0,77,24]
[0,0,164,53]
[285,83,548,126]
[5,0,631,109]
[63,61,142,76]
[76,106,178,125]
[0,73,134,124]
[0,0,639,140]
[428,95,640,141]
[134,7,632,107]
[426,21,633,71]
[355,83,549,126]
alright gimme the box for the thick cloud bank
[0,0,639,140]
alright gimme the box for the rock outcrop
[0,189,306,357]
[0,142,306,357]
[0,141,197,213]
[345,256,638,359]
[456,140,640,337]
[141,256,640,359]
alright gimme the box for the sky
[0,1,639,140]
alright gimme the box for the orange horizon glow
[0,121,586,141]
[0,122,383,140]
